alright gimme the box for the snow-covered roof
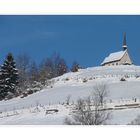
[101,50,126,65]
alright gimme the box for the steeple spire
[122,32,127,51]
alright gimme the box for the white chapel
[101,33,132,66]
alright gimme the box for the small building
[101,33,132,66]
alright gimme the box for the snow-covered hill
[1,65,140,124]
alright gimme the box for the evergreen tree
[0,53,19,100]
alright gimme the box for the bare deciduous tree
[29,61,39,83]
[66,95,71,105]
[71,61,81,72]
[16,53,31,91]
[64,83,111,125]
[92,83,108,106]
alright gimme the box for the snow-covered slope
[1,65,140,124]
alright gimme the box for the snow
[0,65,140,124]
[0,104,69,125]
[109,108,140,125]
[0,102,140,125]
[101,50,126,65]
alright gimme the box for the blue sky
[0,15,140,67]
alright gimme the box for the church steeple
[122,32,127,51]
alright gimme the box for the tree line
[0,52,81,100]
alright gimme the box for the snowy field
[1,65,140,125]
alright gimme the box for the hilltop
[1,65,140,124]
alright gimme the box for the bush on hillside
[83,78,88,83]
[120,77,126,81]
